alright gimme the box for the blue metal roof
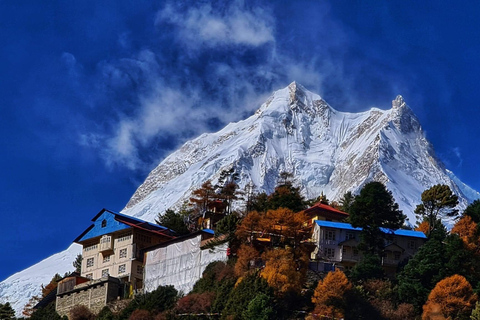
[315,220,426,239]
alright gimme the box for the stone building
[55,208,175,316]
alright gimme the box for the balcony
[319,239,338,245]
[99,236,113,252]
[341,254,361,262]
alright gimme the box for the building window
[102,269,109,277]
[101,219,107,228]
[353,248,359,256]
[342,247,347,254]
[394,252,401,260]
[408,240,415,249]
[325,248,335,258]
[86,273,93,279]
[346,232,355,240]
[103,254,111,263]
[118,264,126,274]
[86,257,94,268]
[119,248,127,259]
[136,265,144,275]
[325,230,336,241]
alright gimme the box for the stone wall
[56,277,122,318]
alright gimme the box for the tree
[267,184,306,212]
[260,248,304,295]
[471,301,480,320]
[155,209,189,235]
[118,285,178,320]
[22,295,41,318]
[236,210,262,243]
[73,254,82,273]
[41,273,62,298]
[349,253,384,282]
[451,215,479,252]
[0,302,16,320]
[422,274,477,320]
[397,227,448,310]
[312,270,352,318]
[235,244,260,277]
[415,184,459,236]
[339,191,354,213]
[215,168,242,215]
[30,302,65,320]
[464,200,480,223]
[69,305,95,320]
[242,293,275,320]
[222,273,274,320]
[349,182,405,254]
[190,180,215,215]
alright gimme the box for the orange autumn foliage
[311,270,352,319]
[260,248,304,295]
[234,244,260,277]
[415,221,430,235]
[235,210,262,241]
[422,274,477,320]
[451,215,479,252]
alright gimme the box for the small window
[325,230,336,241]
[408,240,415,249]
[103,255,111,263]
[86,273,93,279]
[118,264,126,274]
[86,257,94,268]
[353,248,359,256]
[136,265,144,275]
[325,248,335,258]
[394,252,401,260]
[346,232,355,240]
[101,219,107,228]
[102,269,109,277]
[119,248,127,259]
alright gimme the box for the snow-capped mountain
[0,244,81,316]
[1,82,478,316]
[122,82,478,226]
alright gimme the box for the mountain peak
[389,95,420,134]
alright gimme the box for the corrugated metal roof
[314,220,426,239]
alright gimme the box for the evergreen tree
[415,184,459,236]
[339,191,354,214]
[72,254,82,273]
[242,293,275,320]
[155,209,189,235]
[267,184,306,212]
[397,226,448,310]
[30,302,65,320]
[349,182,406,254]
[349,253,384,282]
[464,199,480,224]
[0,302,15,320]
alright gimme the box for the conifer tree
[349,182,405,254]
[0,302,15,320]
[73,254,82,273]
[464,199,480,224]
[415,184,459,236]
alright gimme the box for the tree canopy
[415,184,458,236]
[349,181,406,254]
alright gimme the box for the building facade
[311,220,427,276]
[143,229,228,294]
[56,209,175,316]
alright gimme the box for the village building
[55,209,175,316]
[143,229,228,294]
[302,202,349,226]
[311,220,427,276]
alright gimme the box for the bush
[129,309,153,320]
[69,305,95,320]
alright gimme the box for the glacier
[1,82,478,316]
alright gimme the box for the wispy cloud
[76,1,413,173]
[157,1,274,48]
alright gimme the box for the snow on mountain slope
[0,244,81,316]
[1,82,478,316]
[122,82,476,226]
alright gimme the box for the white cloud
[157,1,274,48]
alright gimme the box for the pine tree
[155,209,189,235]
[349,182,406,254]
[464,199,480,224]
[73,254,82,273]
[0,302,16,320]
[415,184,459,236]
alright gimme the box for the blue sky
[1,0,479,281]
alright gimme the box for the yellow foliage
[422,274,477,320]
[415,221,430,235]
[312,270,352,308]
[260,248,303,295]
[234,244,259,277]
[451,215,479,252]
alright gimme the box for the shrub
[69,305,95,320]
